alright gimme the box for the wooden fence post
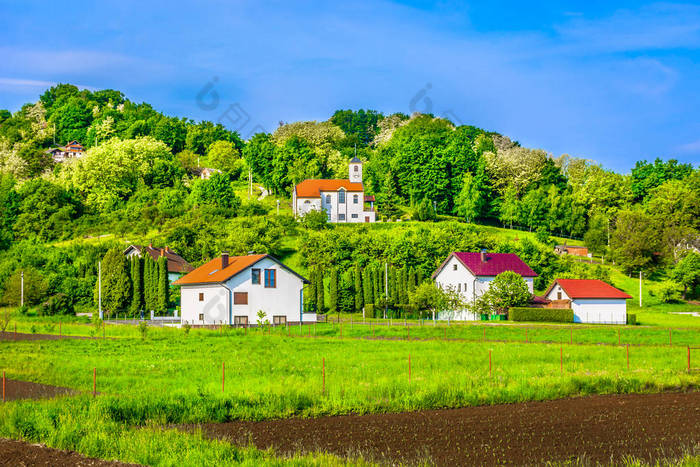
[408,353,411,382]
[2,371,5,403]
[222,362,225,393]
[489,350,492,377]
[93,368,96,397]
[322,358,325,395]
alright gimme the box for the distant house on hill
[543,279,632,324]
[554,245,589,257]
[123,244,194,283]
[198,167,221,179]
[174,252,313,326]
[432,250,537,320]
[293,157,376,223]
[47,141,84,163]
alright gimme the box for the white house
[544,279,632,324]
[173,252,314,326]
[292,157,376,223]
[432,250,537,320]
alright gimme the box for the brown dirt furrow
[189,392,700,466]
[1,379,76,401]
[0,437,139,466]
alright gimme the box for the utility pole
[20,271,24,307]
[248,168,252,199]
[639,271,642,308]
[98,261,103,320]
[276,199,280,215]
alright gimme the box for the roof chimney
[160,248,165,257]
[247,250,255,255]
[480,249,488,263]
[221,251,229,269]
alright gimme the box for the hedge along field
[0,333,698,423]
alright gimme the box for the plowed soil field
[191,392,700,465]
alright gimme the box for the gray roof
[350,156,362,163]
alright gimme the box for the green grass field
[1,316,699,465]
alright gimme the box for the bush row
[509,307,573,323]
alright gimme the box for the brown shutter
[234,292,248,305]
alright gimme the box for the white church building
[293,157,376,223]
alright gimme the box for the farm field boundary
[0,437,139,467]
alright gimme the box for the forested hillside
[0,84,698,314]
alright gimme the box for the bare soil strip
[190,392,700,466]
[1,378,76,401]
[0,438,139,466]
[0,331,95,341]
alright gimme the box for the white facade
[293,159,376,223]
[544,285,627,324]
[434,255,535,321]
[180,257,315,326]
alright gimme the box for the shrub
[182,322,191,337]
[626,313,637,325]
[137,321,148,340]
[364,303,374,317]
[39,293,75,316]
[299,209,328,230]
[657,282,679,303]
[509,307,573,323]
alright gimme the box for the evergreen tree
[408,267,418,295]
[129,256,143,316]
[378,171,402,220]
[354,264,363,312]
[97,248,131,314]
[339,269,355,313]
[306,269,317,311]
[143,256,152,311]
[329,267,339,314]
[389,266,398,306]
[398,266,408,304]
[316,269,325,313]
[362,266,373,306]
[157,256,169,313]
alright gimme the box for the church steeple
[349,156,363,183]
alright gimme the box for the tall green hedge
[509,307,573,323]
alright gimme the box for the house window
[304,200,310,204]
[264,269,277,288]
[251,268,261,284]
[338,190,345,203]
[453,264,458,271]
[198,313,204,321]
[557,292,562,300]
[234,315,248,326]
[351,214,358,219]
[339,214,345,221]
[458,283,461,292]
[234,292,248,305]
[198,293,204,302]
[325,194,331,204]
[353,194,359,204]
[273,315,286,325]
[464,283,467,292]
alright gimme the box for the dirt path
[190,392,700,466]
[0,438,138,466]
[1,379,76,401]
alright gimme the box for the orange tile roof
[546,279,633,299]
[173,254,267,285]
[295,179,364,198]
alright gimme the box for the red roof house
[544,279,632,324]
[432,251,537,279]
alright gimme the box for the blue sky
[1,1,700,172]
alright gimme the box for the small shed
[544,279,632,324]
[554,245,589,257]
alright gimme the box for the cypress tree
[389,266,398,306]
[372,264,382,307]
[362,266,373,306]
[329,267,338,314]
[98,248,131,314]
[157,256,169,313]
[408,267,418,294]
[354,264,363,312]
[306,269,316,311]
[130,256,143,316]
[339,270,354,313]
[143,257,152,311]
[316,269,325,313]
